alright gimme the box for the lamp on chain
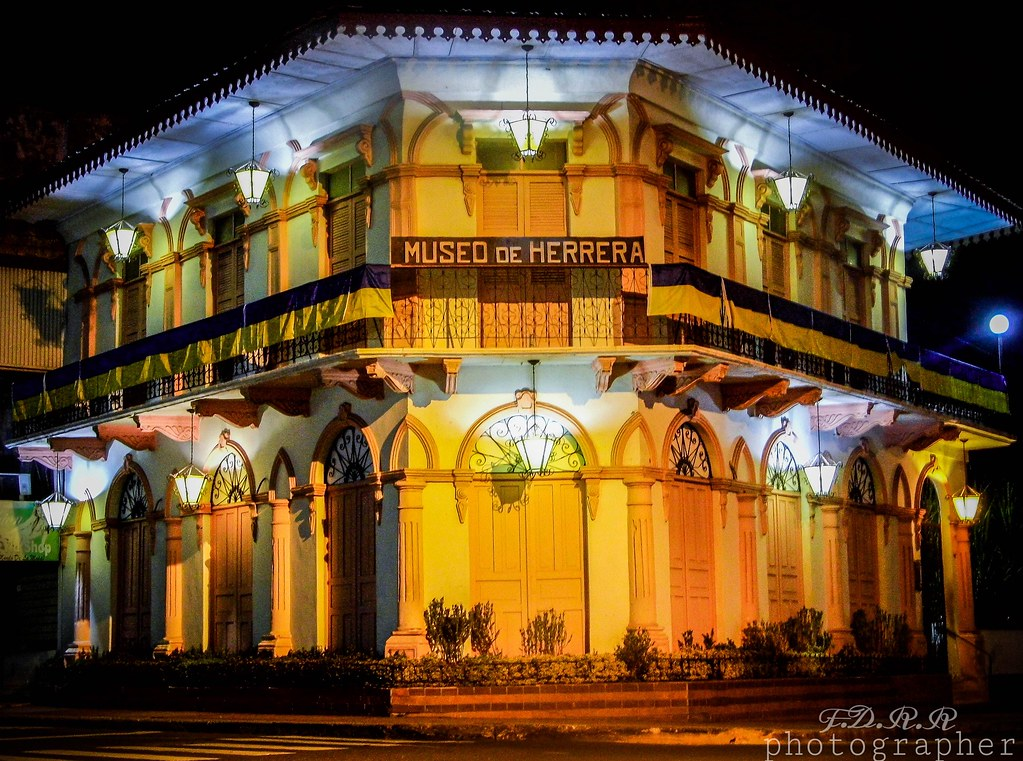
[511,360,558,477]
[170,407,208,512]
[915,191,952,279]
[951,437,982,524]
[230,100,275,206]
[502,44,555,162]
[770,111,812,211]
[37,469,74,532]
[800,402,841,498]
[104,168,139,262]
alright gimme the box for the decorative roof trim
[2,9,1020,228]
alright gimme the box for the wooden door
[470,479,585,656]
[666,480,715,642]
[211,504,253,653]
[766,493,803,620]
[114,520,150,654]
[327,485,377,654]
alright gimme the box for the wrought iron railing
[6,266,1011,441]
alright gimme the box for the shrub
[851,607,910,657]
[468,601,501,657]
[521,609,571,656]
[740,620,787,657]
[424,597,471,661]
[614,627,655,680]
[782,607,832,654]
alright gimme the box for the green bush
[782,607,832,654]
[468,601,500,657]
[851,606,910,657]
[424,598,471,661]
[521,608,570,656]
[614,627,655,680]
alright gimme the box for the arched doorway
[324,424,377,654]
[208,443,254,653]
[465,404,587,656]
[764,436,803,621]
[665,421,715,642]
[109,460,153,655]
[919,478,948,670]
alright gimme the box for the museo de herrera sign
[391,237,646,267]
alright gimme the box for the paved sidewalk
[1,700,1020,748]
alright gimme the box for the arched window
[848,458,877,505]
[210,450,251,505]
[326,426,373,484]
[118,471,148,520]
[766,439,800,492]
[670,422,711,478]
[469,411,584,475]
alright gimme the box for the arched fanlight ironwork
[670,423,711,478]
[767,439,801,492]
[326,426,373,485]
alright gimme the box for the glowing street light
[989,313,1009,374]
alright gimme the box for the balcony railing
[6,265,1011,442]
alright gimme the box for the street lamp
[989,313,1009,374]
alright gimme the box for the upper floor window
[843,237,868,326]
[663,158,698,264]
[759,203,788,298]
[212,211,245,314]
[325,159,367,275]
[119,252,148,345]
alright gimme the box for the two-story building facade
[1,9,1015,702]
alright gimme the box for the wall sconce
[951,437,982,524]
[800,402,840,498]
[915,191,952,279]
[510,360,557,477]
[230,100,275,206]
[37,468,74,532]
[170,407,208,513]
[770,111,812,211]
[104,168,139,262]
[501,44,555,162]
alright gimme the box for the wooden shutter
[764,234,787,297]
[847,509,879,612]
[525,178,566,235]
[480,180,521,235]
[328,196,366,274]
[664,193,696,263]
[214,244,244,314]
[119,280,146,345]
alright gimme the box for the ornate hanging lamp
[915,191,953,279]
[502,44,555,162]
[800,402,841,497]
[951,437,982,524]
[230,100,275,206]
[37,469,74,532]
[170,408,208,512]
[770,111,812,211]
[104,168,139,262]
[511,360,558,476]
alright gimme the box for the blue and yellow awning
[649,262,1009,414]
[12,264,392,423]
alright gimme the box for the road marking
[253,735,467,745]
[0,733,160,743]
[111,746,295,756]
[23,750,218,761]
